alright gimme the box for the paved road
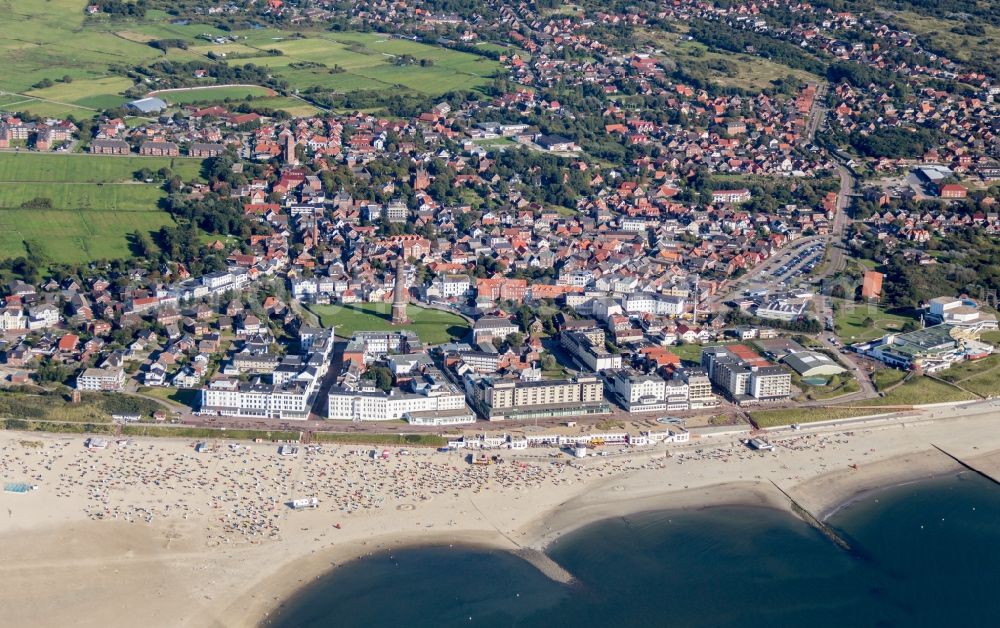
[802,83,827,145]
[822,162,855,277]
[807,336,877,402]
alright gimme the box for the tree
[35,358,72,384]
[862,317,875,328]
[131,230,153,258]
[363,366,393,392]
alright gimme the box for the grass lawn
[938,355,1000,398]
[309,302,469,345]
[834,302,915,343]
[0,153,204,183]
[122,425,301,441]
[472,137,518,147]
[25,76,132,110]
[313,432,448,447]
[873,368,909,392]
[961,368,1000,398]
[751,406,883,428]
[139,386,200,407]
[670,341,735,365]
[980,331,1000,345]
[0,182,165,211]
[858,376,975,407]
[795,372,860,401]
[670,343,705,364]
[151,85,277,105]
[0,153,203,264]
[0,209,176,263]
[251,96,324,116]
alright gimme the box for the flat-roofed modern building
[701,346,792,403]
[76,367,126,392]
[561,327,623,371]
[854,324,992,373]
[343,330,423,365]
[466,374,609,421]
[782,351,846,378]
[748,366,792,400]
[925,297,998,333]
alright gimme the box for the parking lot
[773,242,825,286]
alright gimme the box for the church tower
[391,250,409,325]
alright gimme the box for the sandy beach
[1,399,999,628]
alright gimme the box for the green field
[0,0,165,112]
[0,153,204,264]
[0,209,176,264]
[938,355,1000,398]
[122,425,302,441]
[835,302,915,342]
[232,32,501,96]
[887,11,1000,77]
[24,76,133,111]
[750,406,884,428]
[152,85,277,105]
[308,302,470,345]
[640,26,821,91]
[0,182,164,211]
[313,432,448,447]
[251,97,323,117]
[794,372,860,401]
[0,153,204,182]
[0,3,496,120]
[873,368,909,392]
[857,376,975,407]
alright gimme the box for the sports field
[0,153,204,264]
[308,302,470,345]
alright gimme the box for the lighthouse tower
[391,250,409,325]
[281,130,298,166]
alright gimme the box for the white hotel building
[605,370,668,413]
[76,367,126,392]
[201,376,317,420]
[327,380,472,425]
[623,292,686,317]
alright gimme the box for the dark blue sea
[265,472,1000,628]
